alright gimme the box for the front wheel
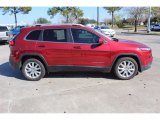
[22,58,46,81]
[113,57,138,80]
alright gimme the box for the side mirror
[91,39,104,49]
[99,39,104,44]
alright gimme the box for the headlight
[139,47,151,51]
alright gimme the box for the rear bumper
[9,56,20,70]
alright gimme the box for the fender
[20,53,49,71]
[111,53,142,72]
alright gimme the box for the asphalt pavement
[0,32,160,113]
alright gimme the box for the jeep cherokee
[9,24,153,81]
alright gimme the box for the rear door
[36,28,74,66]
[70,28,111,67]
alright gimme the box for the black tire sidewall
[22,58,45,81]
[114,57,138,80]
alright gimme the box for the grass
[122,25,146,30]
[121,31,160,36]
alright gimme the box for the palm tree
[47,7,83,23]
[0,7,32,26]
[103,7,122,28]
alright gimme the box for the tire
[113,57,138,80]
[22,58,46,81]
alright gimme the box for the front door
[70,28,111,67]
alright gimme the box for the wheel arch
[111,54,142,72]
[20,53,48,72]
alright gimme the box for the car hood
[116,39,149,48]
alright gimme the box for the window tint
[71,29,99,44]
[101,26,109,29]
[43,29,67,42]
[0,26,8,32]
[26,30,41,40]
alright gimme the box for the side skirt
[48,65,111,73]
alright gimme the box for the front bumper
[0,37,10,41]
[141,63,152,72]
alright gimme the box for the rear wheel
[113,57,138,80]
[22,58,46,81]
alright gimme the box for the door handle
[38,45,45,48]
[73,46,81,49]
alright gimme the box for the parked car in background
[8,26,25,38]
[86,24,95,28]
[9,24,152,81]
[94,26,115,37]
[0,26,10,43]
[151,24,160,31]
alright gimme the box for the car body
[8,26,25,38]
[94,26,115,37]
[0,26,10,43]
[9,24,153,81]
[86,24,95,28]
[151,24,160,31]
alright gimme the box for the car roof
[21,24,86,31]
[0,26,8,28]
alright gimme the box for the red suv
[9,24,153,81]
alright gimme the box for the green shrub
[116,21,124,28]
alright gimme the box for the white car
[151,24,160,31]
[95,26,115,37]
[0,26,10,43]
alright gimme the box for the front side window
[43,29,67,42]
[26,30,42,40]
[71,29,99,44]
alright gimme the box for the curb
[121,32,160,36]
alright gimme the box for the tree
[126,18,135,25]
[0,7,32,26]
[34,18,51,24]
[47,7,83,23]
[78,18,97,25]
[152,7,160,17]
[78,18,89,25]
[103,7,122,28]
[128,7,147,32]
[151,7,160,23]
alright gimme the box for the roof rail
[31,23,85,27]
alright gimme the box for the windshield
[94,29,115,40]
[0,26,8,32]
[100,26,109,29]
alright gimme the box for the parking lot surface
[0,32,160,113]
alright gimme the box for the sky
[0,7,126,25]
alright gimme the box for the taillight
[9,40,15,46]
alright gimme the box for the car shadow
[0,62,25,80]
[46,71,117,80]
[0,62,118,81]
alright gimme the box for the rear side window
[0,26,8,32]
[26,30,41,40]
[43,29,67,42]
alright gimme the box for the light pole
[97,7,99,26]
[147,6,151,33]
